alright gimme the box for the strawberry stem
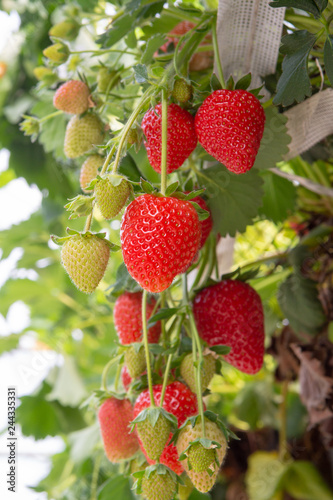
[101,144,116,176]
[212,17,226,89]
[39,110,64,123]
[160,88,168,196]
[142,289,155,407]
[159,354,173,407]
[84,210,94,231]
[188,309,206,438]
[101,355,122,391]
[279,380,289,462]
[112,88,154,174]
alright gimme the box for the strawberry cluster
[34,16,269,500]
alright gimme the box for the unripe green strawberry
[49,20,80,41]
[125,345,146,378]
[141,467,177,500]
[64,114,104,159]
[94,174,131,219]
[80,155,104,193]
[61,233,110,293]
[43,42,69,63]
[132,408,177,461]
[187,441,216,472]
[172,79,193,103]
[178,475,193,500]
[33,66,58,84]
[97,67,120,93]
[176,417,227,493]
[54,80,91,115]
[180,353,216,393]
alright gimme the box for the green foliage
[259,172,297,223]
[274,31,318,106]
[202,164,264,237]
[270,0,328,18]
[277,273,326,335]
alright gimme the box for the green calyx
[133,464,179,500]
[132,407,176,461]
[51,228,120,251]
[64,195,94,219]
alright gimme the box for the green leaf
[108,262,141,299]
[46,356,87,407]
[97,14,136,48]
[209,345,231,355]
[188,490,211,500]
[119,153,142,182]
[281,461,333,500]
[324,35,333,86]
[141,34,166,64]
[277,274,326,335]
[68,423,100,464]
[98,475,135,500]
[233,381,278,430]
[199,164,264,237]
[140,177,156,194]
[274,31,317,106]
[134,64,149,84]
[17,381,86,440]
[210,73,222,91]
[165,181,179,196]
[259,171,296,223]
[253,107,291,170]
[269,0,327,18]
[235,73,252,90]
[246,451,286,500]
[190,201,210,221]
[147,307,178,327]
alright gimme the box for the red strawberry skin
[141,104,197,174]
[193,280,265,374]
[195,90,265,174]
[121,365,132,391]
[114,291,161,344]
[121,194,201,293]
[187,195,213,249]
[98,397,139,462]
[133,381,198,474]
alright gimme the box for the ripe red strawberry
[54,80,91,115]
[195,90,265,174]
[121,365,132,391]
[187,195,213,248]
[43,42,69,63]
[133,381,198,474]
[114,292,161,345]
[121,194,201,293]
[64,113,104,158]
[140,466,177,500]
[176,417,227,492]
[94,175,131,219]
[125,345,146,378]
[141,104,197,174]
[61,233,110,293]
[193,280,265,374]
[180,353,216,393]
[80,155,104,193]
[98,397,139,462]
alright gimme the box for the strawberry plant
[0,0,333,499]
